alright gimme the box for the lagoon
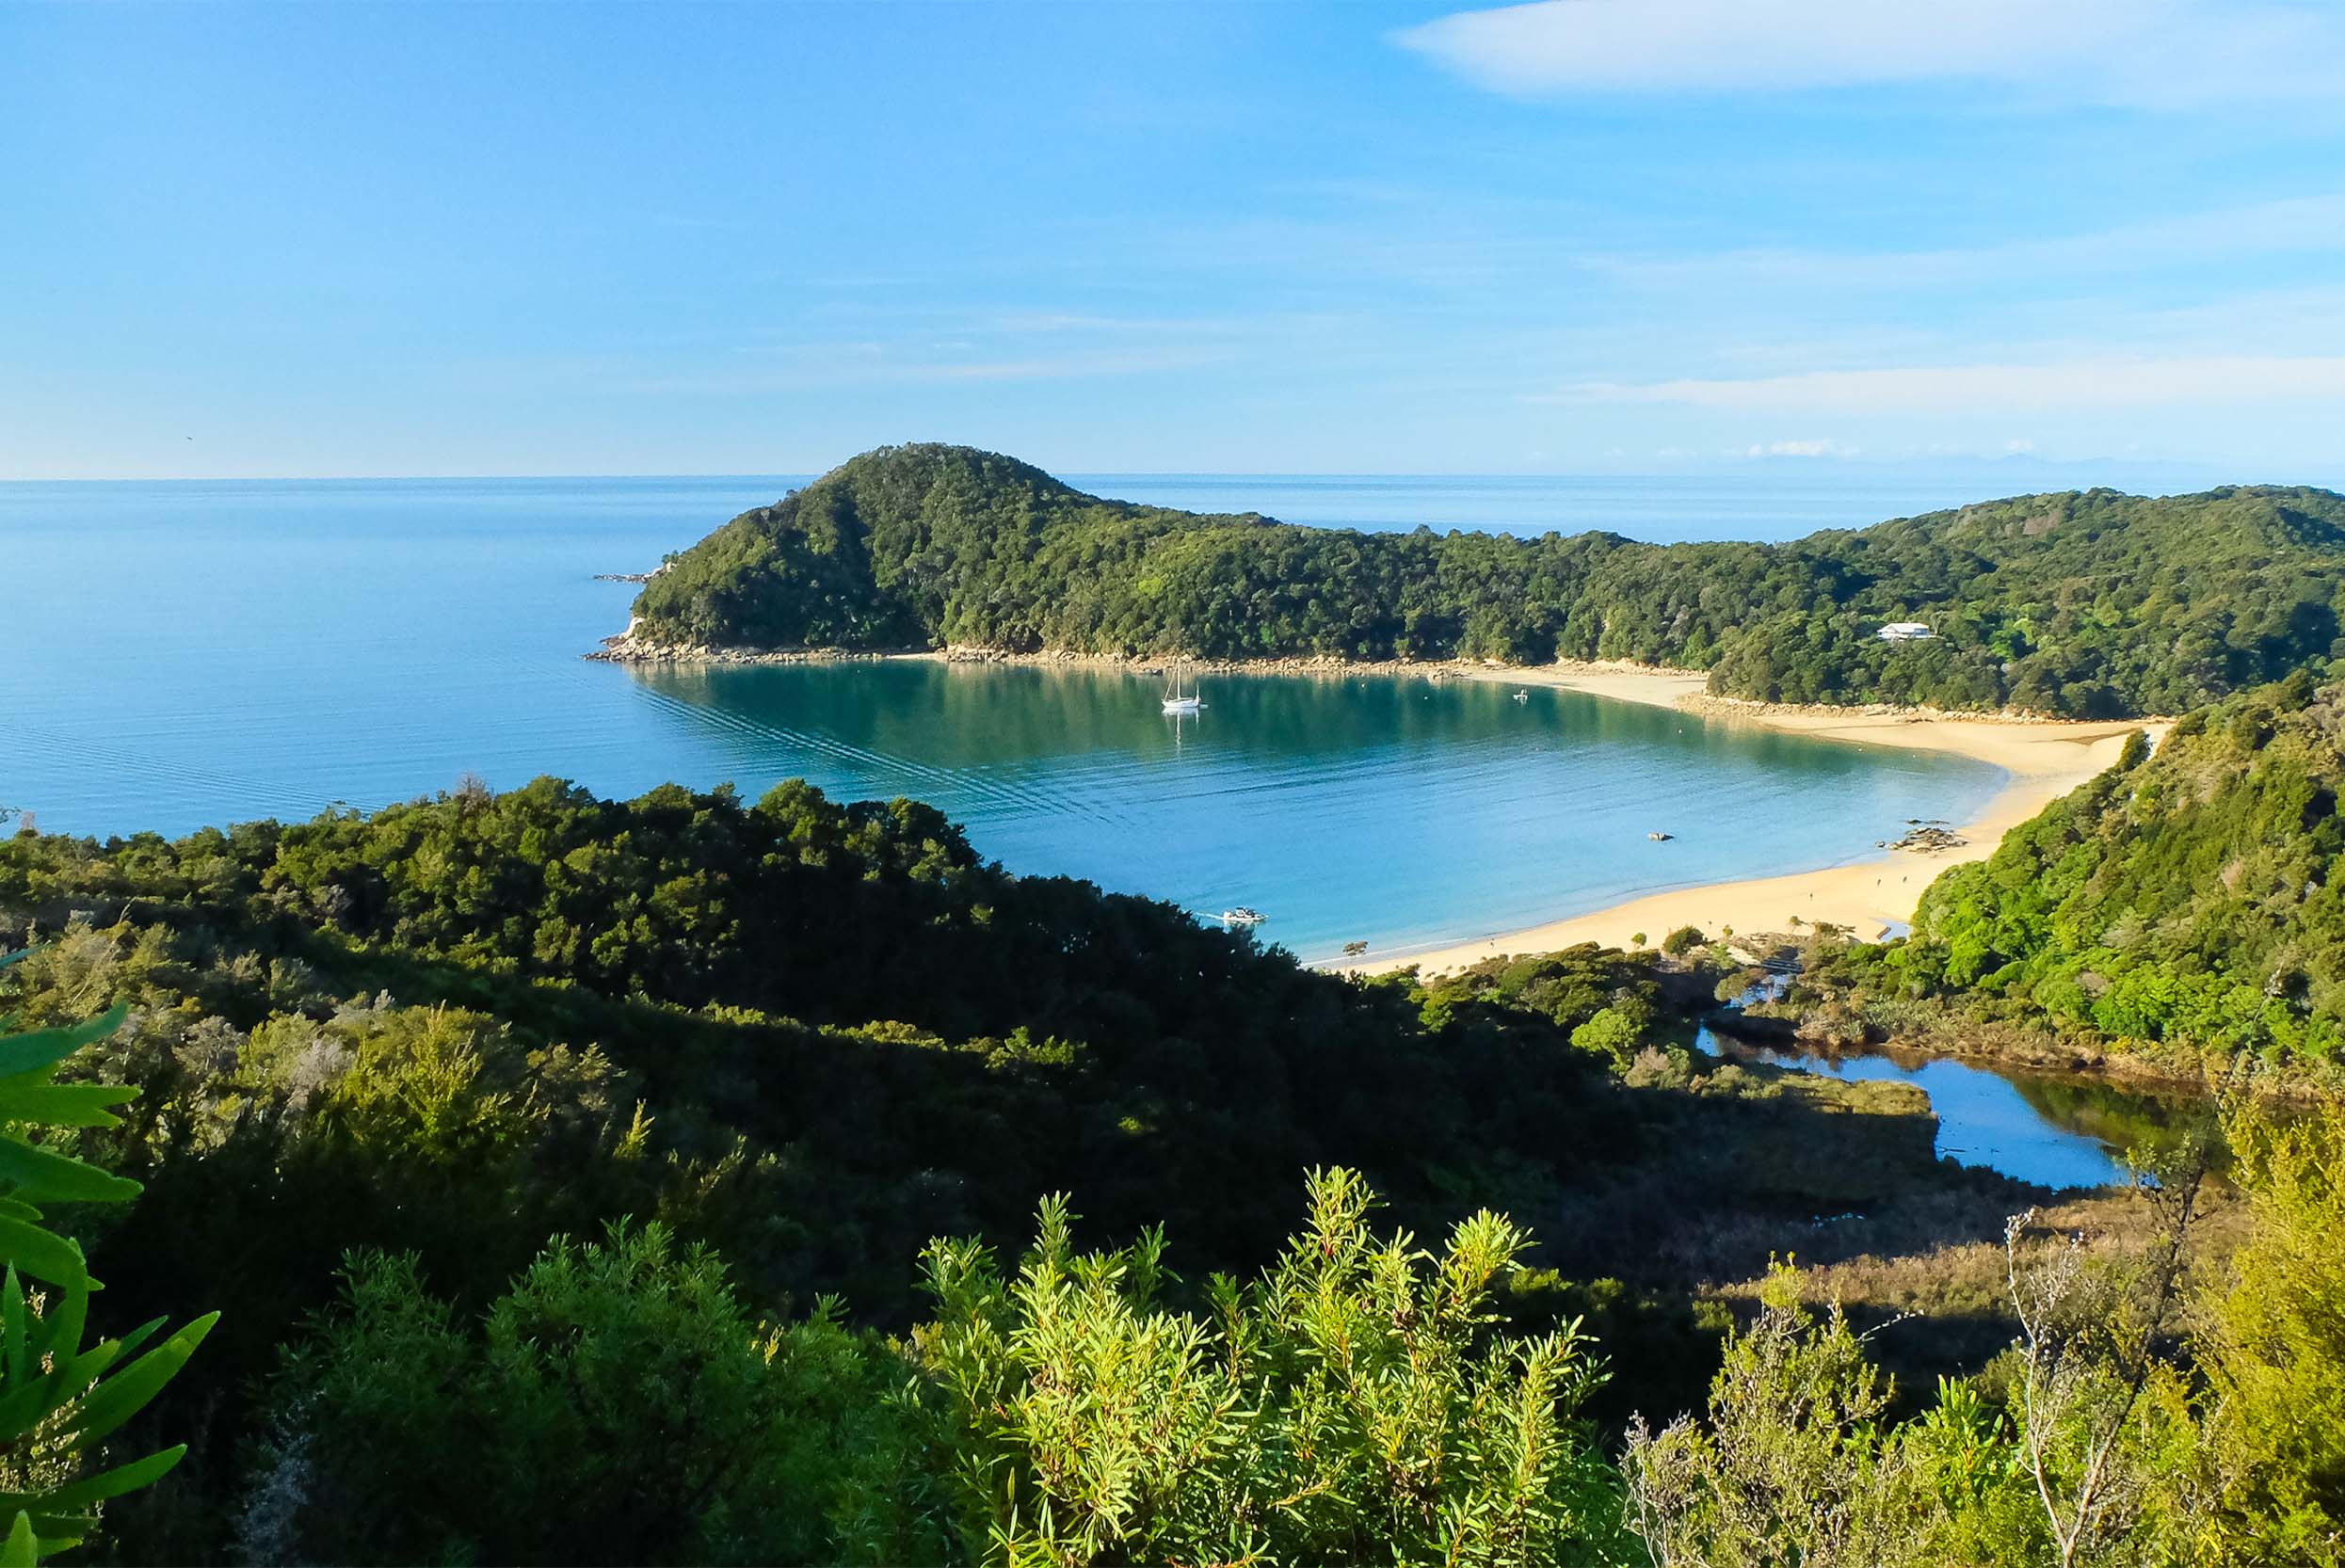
[1702,1025,2174,1191]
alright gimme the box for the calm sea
[2,472,2010,967]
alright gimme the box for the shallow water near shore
[626,658,2004,962]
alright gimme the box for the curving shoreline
[589,635,2160,973]
[1344,662,2159,976]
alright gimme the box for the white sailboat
[1161,658,1203,714]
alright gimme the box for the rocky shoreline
[584,623,924,665]
[586,633,1531,681]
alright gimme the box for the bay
[1,473,2006,965]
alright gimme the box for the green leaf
[0,1008,126,1080]
[0,1139,141,1208]
[0,1083,134,1129]
[2,1269,23,1387]
[60,1313,217,1446]
[0,1511,33,1568]
[0,1219,89,1292]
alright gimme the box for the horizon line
[0,456,2296,488]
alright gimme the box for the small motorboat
[1648,831,1674,841]
[1512,690,1530,702]
[1220,905,1266,927]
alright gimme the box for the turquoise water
[629,661,1999,962]
[1,475,2006,966]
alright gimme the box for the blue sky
[7,0,2344,480]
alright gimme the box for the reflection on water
[629,661,2003,963]
[1700,1022,2199,1189]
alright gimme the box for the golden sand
[1345,662,2160,976]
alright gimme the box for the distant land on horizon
[2,450,2299,488]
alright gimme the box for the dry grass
[1708,1180,2250,1390]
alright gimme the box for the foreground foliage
[921,1167,1630,1565]
[233,1109,2345,1568]
[2196,1107,2345,1562]
[241,1172,1629,1566]
[1630,1118,2336,1568]
[631,443,2345,717]
[237,1222,932,1565]
[8,770,2339,1563]
[0,987,213,1563]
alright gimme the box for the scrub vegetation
[0,760,2337,1564]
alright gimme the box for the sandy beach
[1350,662,2160,976]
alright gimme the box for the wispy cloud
[983,311,1255,336]
[1587,194,2345,295]
[1749,438,1856,457]
[1396,0,2345,106]
[1555,354,2345,412]
[616,344,1238,396]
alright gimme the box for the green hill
[1814,673,2345,1071]
[623,442,2345,718]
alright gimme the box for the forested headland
[621,443,2345,719]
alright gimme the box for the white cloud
[1749,438,1856,457]
[1558,354,2345,412]
[1395,0,2345,105]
